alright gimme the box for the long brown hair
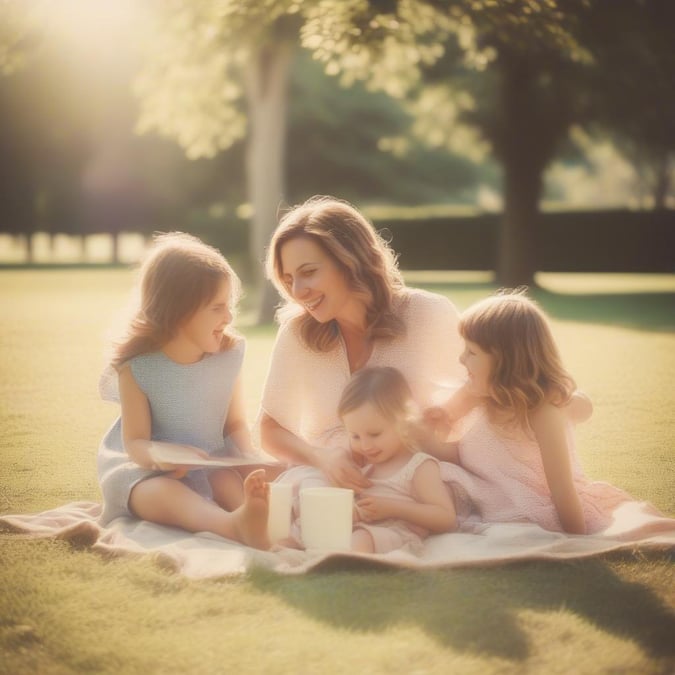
[266,196,406,352]
[110,232,241,368]
[460,291,575,428]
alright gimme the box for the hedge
[372,209,675,273]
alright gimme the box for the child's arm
[355,459,456,533]
[118,365,205,475]
[118,364,154,468]
[419,435,461,464]
[529,402,587,534]
[223,375,256,456]
[422,382,478,463]
[428,382,478,429]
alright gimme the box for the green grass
[1,269,674,675]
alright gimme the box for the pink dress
[442,408,644,534]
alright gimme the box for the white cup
[267,482,293,543]
[299,487,354,551]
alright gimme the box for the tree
[0,0,156,261]
[0,0,45,259]
[1,0,481,274]
[463,1,590,285]
[286,49,481,205]
[135,1,303,321]
[303,0,592,285]
[580,0,675,209]
[135,1,458,319]
[306,0,675,285]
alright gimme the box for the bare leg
[209,468,244,511]
[129,471,269,549]
[352,528,375,554]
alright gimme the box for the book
[148,443,280,468]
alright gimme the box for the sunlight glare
[42,0,148,55]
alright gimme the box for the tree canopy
[304,0,674,283]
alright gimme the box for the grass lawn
[1,268,674,675]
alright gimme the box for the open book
[148,443,280,468]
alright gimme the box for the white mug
[267,482,293,543]
[300,487,354,551]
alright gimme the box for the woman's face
[279,236,361,324]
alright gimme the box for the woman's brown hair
[266,196,406,351]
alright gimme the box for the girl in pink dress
[432,291,656,535]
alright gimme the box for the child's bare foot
[234,469,270,550]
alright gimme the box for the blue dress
[97,341,245,525]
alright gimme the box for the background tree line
[1,0,673,320]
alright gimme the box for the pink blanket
[2,500,673,578]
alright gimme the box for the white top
[259,288,463,452]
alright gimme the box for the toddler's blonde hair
[338,366,419,450]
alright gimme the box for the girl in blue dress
[97,232,270,549]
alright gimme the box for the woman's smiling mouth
[305,296,323,311]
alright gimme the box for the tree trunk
[244,41,294,324]
[498,160,542,287]
[24,233,34,264]
[492,52,572,287]
[111,231,119,265]
[653,151,672,210]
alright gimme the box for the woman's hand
[317,447,372,491]
[153,463,190,480]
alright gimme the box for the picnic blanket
[2,499,673,578]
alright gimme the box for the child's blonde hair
[459,291,575,428]
[111,232,241,368]
[266,196,406,351]
[338,366,418,449]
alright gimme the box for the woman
[258,196,465,490]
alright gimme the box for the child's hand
[152,463,190,479]
[422,406,452,438]
[152,445,209,479]
[355,496,394,523]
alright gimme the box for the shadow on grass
[249,551,675,663]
